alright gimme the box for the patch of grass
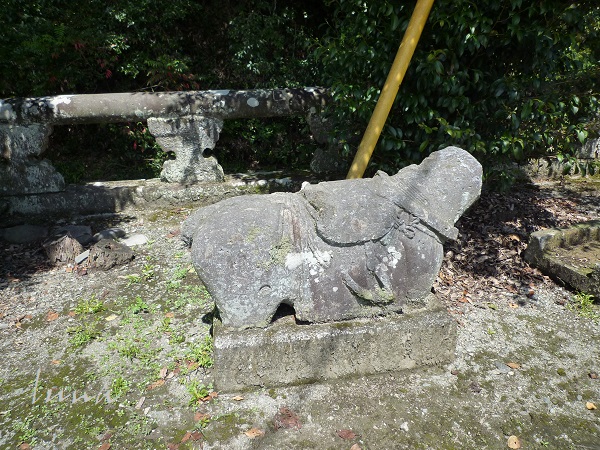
[111,375,130,399]
[166,264,193,291]
[184,336,214,369]
[141,263,156,281]
[12,416,38,445]
[568,292,599,320]
[129,296,151,314]
[187,381,213,406]
[125,273,143,286]
[172,265,190,281]
[74,295,105,315]
[67,322,101,348]
[158,316,173,333]
[169,332,186,345]
[167,285,212,311]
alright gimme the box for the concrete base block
[213,295,457,392]
[525,220,600,297]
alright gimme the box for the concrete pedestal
[213,295,457,392]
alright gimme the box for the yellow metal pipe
[346,0,435,179]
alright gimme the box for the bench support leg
[0,123,65,196]
[147,115,224,183]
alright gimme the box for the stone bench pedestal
[147,115,224,183]
[0,123,65,195]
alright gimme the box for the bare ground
[1,178,599,449]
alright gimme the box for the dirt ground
[1,177,599,449]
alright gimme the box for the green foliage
[316,0,600,178]
[74,295,105,315]
[568,292,599,320]
[227,1,321,88]
[67,322,101,348]
[219,117,316,172]
[3,1,598,178]
[128,296,151,315]
[184,336,214,369]
[186,381,213,406]
[110,375,130,399]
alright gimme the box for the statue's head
[374,146,482,241]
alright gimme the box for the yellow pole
[346,0,435,179]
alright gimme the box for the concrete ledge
[0,173,309,227]
[213,295,457,392]
[525,220,600,296]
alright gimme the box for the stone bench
[0,88,328,196]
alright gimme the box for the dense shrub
[2,1,599,183]
[316,0,600,182]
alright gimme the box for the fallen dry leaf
[105,314,118,321]
[337,429,358,440]
[200,391,218,402]
[507,435,522,449]
[98,442,111,450]
[190,431,203,441]
[159,367,168,379]
[51,359,61,365]
[100,432,113,441]
[167,443,179,450]
[350,444,362,450]
[508,303,519,309]
[589,372,598,379]
[68,311,76,317]
[232,395,244,401]
[506,362,521,369]
[180,432,192,443]
[586,402,597,410]
[194,412,210,422]
[146,379,165,390]
[18,444,32,450]
[46,310,59,321]
[274,407,302,430]
[165,312,175,318]
[244,427,265,438]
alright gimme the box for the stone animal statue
[182,146,482,329]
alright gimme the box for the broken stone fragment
[88,238,134,270]
[43,234,84,265]
[183,146,483,329]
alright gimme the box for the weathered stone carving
[183,146,482,329]
[0,123,64,195]
[147,115,224,183]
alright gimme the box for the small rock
[51,225,93,245]
[469,381,482,393]
[400,422,409,432]
[494,361,511,373]
[121,234,148,247]
[88,239,134,270]
[93,227,126,242]
[43,234,84,265]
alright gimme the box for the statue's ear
[301,180,397,245]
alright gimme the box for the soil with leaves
[1,178,599,449]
